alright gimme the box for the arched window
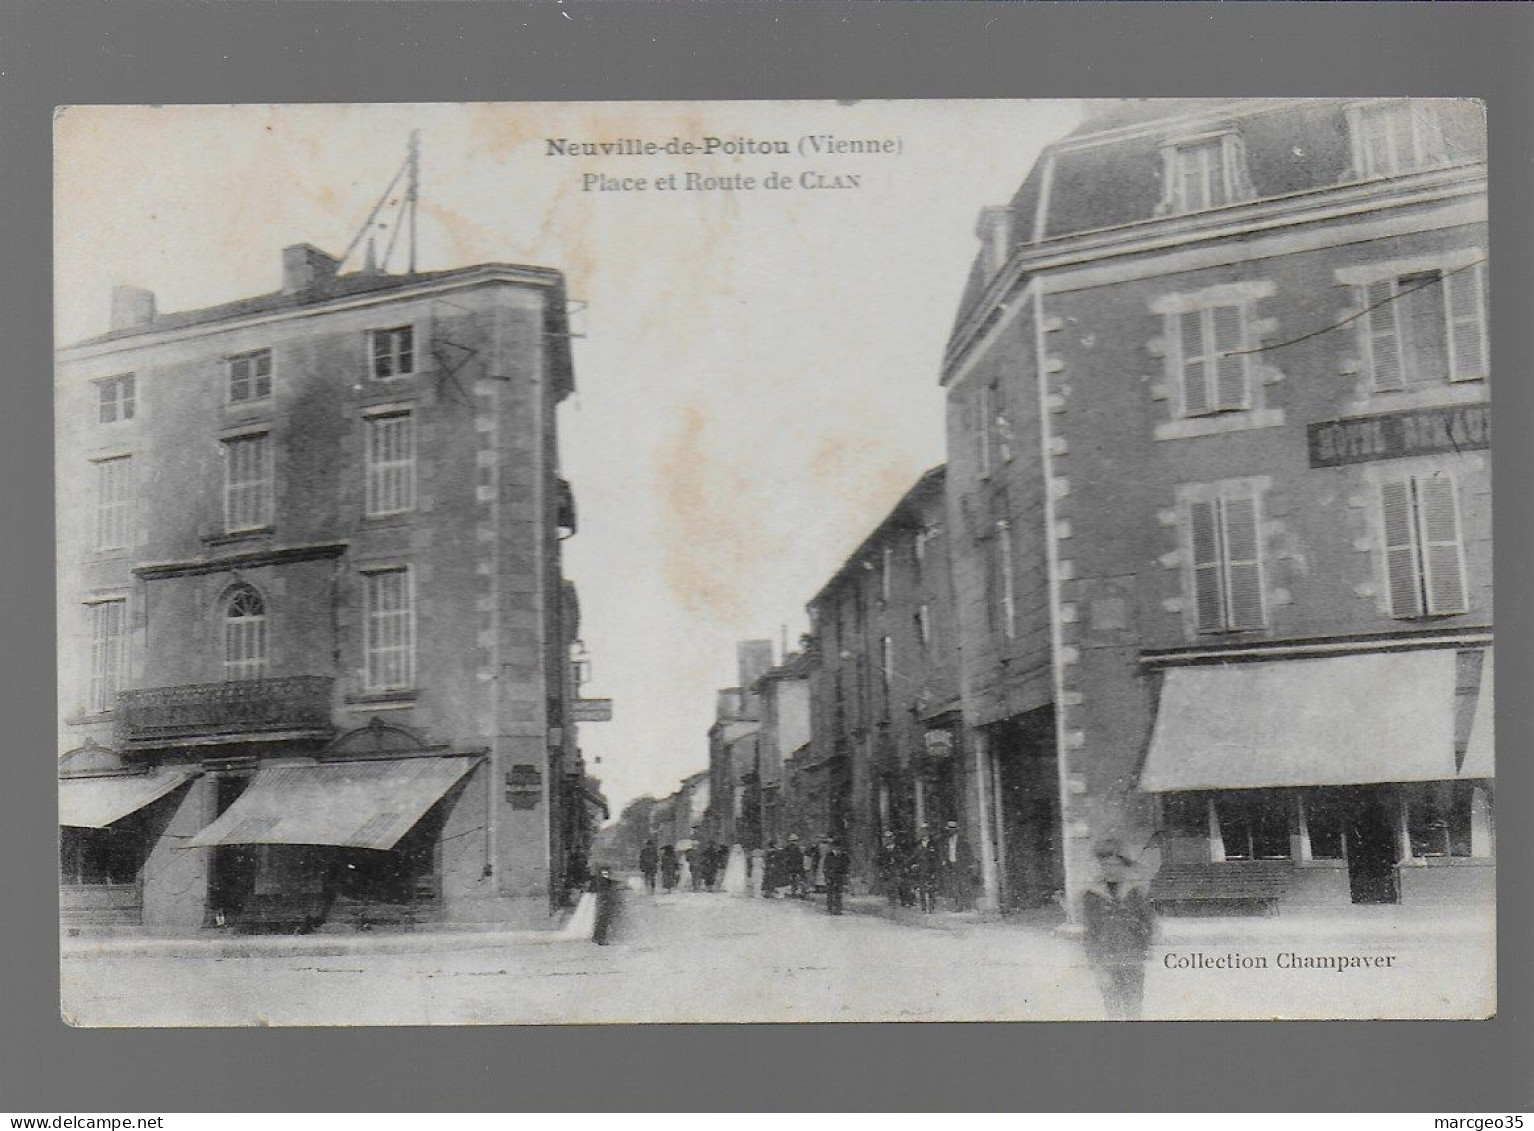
[223,586,266,681]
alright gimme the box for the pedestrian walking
[876,829,905,911]
[938,820,976,911]
[909,824,940,913]
[638,838,659,895]
[722,842,750,897]
[1081,837,1157,1020]
[659,844,680,893]
[589,866,621,946]
[823,839,850,915]
[809,837,828,893]
[679,847,694,891]
[784,833,807,898]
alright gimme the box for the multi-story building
[803,466,961,889]
[943,97,1492,920]
[703,640,773,848]
[749,648,814,845]
[57,243,589,932]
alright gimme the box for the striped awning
[1460,650,1494,779]
[1140,650,1459,792]
[184,757,479,850]
[59,770,197,829]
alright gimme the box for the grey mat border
[2,0,1531,1114]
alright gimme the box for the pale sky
[55,99,1084,816]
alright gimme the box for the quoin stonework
[611,97,1493,926]
[57,243,603,933]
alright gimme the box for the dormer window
[1347,100,1450,181]
[1157,129,1254,216]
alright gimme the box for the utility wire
[1222,255,1486,359]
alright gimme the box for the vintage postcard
[55,98,1494,1025]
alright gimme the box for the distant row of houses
[608,97,1496,923]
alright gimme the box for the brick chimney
[109,285,156,331]
[281,244,340,294]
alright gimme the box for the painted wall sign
[1308,402,1490,468]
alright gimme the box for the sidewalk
[61,918,584,961]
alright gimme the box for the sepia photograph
[54,96,1494,1026]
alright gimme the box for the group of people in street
[635,834,852,914]
[875,821,978,914]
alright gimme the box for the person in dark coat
[823,839,850,915]
[638,838,659,895]
[938,820,976,910]
[909,825,940,913]
[876,830,905,911]
[589,867,621,946]
[783,833,807,898]
[1081,837,1157,1021]
[659,844,680,893]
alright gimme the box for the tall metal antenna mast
[338,131,421,277]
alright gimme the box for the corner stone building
[945,98,1492,921]
[57,245,587,932]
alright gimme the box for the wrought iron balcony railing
[117,675,334,745]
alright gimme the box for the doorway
[206,774,257,926]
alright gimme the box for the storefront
[1140,648,1494,915]
[59,767,198,928]
[184,754,480,931]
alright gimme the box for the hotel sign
[1308,402,1490,468]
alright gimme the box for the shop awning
[59,770,197,829]
[184,757,479,850]
[1140,650,1458,792]
[1460,651,1494,779]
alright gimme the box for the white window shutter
[1417,476,1468,615]
[1220,496,1266,630]
[1445,264,1488,383]
[1365,281,1406,391]
[1179,310,1210,416]
[1211,304,1250,411]
[1189,499,1225,632]
[1381,479,1423,617]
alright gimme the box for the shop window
[1160,793,1208,837]
[60,824,142,886]
[1212,792,1291,861]
[1187,489,1267,633]
[1381,473,1468,618]
[1361,265,1487,391]
[1301,791,1346,860]
[227,349,273,403]
[369,325,415,380]
[96,373,136,424]
[1405,781,1474,859]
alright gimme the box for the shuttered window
[370,326,415,380]
[365,412,415,517]
[996,520,1017,640]
[87,600,127,713]
[94,456,133,551]
[1188,491,1267,634]
[1382,474,1468,618]
[227,349,273,403]
[223,433,273,533]
[915,605,932,650]
[978,385,994,476]
[1362,265,1487,391]
[223,587,267,681]
[1171,303,1250,417]
[364,568,414,692]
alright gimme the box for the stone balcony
[117,675,335,748]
